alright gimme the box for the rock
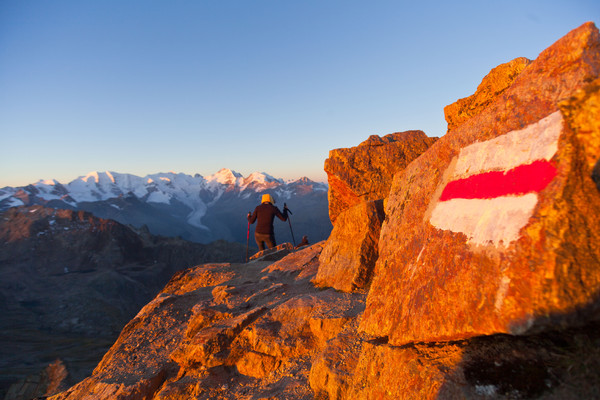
[4,359,69,400]
[350,339,465,399]
[236,350,280,378]
[349,321,600,400]
[308,316,353,346]
[238,295,334,360]
[249,242,295,261]
[163,263,237,296]
[361,22,600,345]
[444,57,532,131]
[173,307,267,368]
[261,241,325,281]
[314,327,516,399]
[309,324,362,400]
[324,130,437,223]
[313,200,385,292]
[559,76,600,188]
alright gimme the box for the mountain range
[0,169,332,245]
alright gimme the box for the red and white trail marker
[430,111,563,247]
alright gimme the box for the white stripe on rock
[453,111,563,178]
[430,193,539,247]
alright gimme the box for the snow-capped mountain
[0,169,331,244]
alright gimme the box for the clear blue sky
[1,1,598,187]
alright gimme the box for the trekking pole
[246,213,251,262]
[284,203,296,246]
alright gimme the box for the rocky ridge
[37,22,600,399]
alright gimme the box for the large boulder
[360,22,600,345]
[324,130,437,224]
[313,200,385,292]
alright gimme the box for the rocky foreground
[46,244,600,399]
[16,21,600,399]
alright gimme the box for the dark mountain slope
[0,205,248,396]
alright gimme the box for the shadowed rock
[0,206,248,397]
[4,359,68,400]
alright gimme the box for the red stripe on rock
[439,160,557,201]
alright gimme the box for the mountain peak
[246,172,282,185]
[291,177,312,184]
[36,179,59,186]
[81,171,116,184]
[207,168,243,185]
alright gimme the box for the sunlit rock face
[313,200,385,293]
[361,21,600,345]
[324,130,437,224]
[443,57,532,132]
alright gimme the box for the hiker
[247,194,289,251]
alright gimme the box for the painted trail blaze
[430,111,563,247]
[439,160,558,201]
